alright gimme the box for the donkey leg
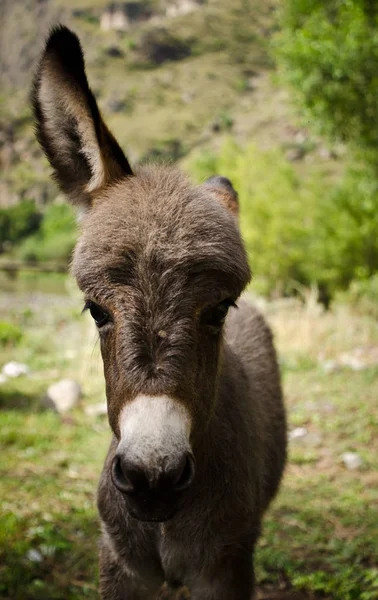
[99,542,163,600]
[189,550,255,600]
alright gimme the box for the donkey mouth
[128,507,177,523]
[110,443,195,523]
[126,497,178,523]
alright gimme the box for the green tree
[188,140,317,296]
[0,200,41,252]
[188,139,378,298]
[274,0,378,161]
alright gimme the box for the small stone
[67,468,79,479]
[2,361,30,378]
[322,360,339,373]
[304,432,322,447]
[44,379,82,414]
[342,452,363,470]
[340,355,366,371]
[289,427,308,440]
[84,402,108,417]
[26,548,43,562]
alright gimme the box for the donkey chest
[158,523,190,582]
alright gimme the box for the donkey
[33,26,287,600]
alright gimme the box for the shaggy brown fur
[33,26,287,600]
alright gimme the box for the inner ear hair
[32,25,132,208]
[205,176,239,218]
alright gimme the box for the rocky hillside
[0,0,336,208]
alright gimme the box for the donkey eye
[84,301,110,328]
[201,298,236,332]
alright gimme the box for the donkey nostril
[173,453,195,492]
[111,455,134,494]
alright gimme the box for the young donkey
[33,26,287,600]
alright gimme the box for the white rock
[340,355,366,371]
[322,360,339,373]
[0,373,8,384]
[2,361,30,378]
[84,402,108,417]
[342,452,363,470]
[26,548,43,562]
[44,379,82,413]
[289,427,308,440]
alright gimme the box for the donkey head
[33,26,250,521]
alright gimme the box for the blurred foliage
[0,200,42,252]
[312,164,378,289]
[0,321,23,347]
[336,273,378,318]
[136,27,192,66]
[188,139,378,299]
[274,0,378,161]
[16,203,77,263]
[1,0,377,302]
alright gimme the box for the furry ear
[204,176,239,218]
[32,25,132,208]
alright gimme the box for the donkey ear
[32,26,133,209]
[204,176,239,218]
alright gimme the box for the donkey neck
[193,341,250,475]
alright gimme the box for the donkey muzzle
[111,451,195,521]
[114,394,194,521]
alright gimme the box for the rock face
[44,379,82,414]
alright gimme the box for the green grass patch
[0,292,377,598]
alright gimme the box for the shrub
[336,274,378,318]
[0,200,42,252]
[137,28,191,66]
[187,139,378,299]
[17,203,76,263]
[308,165,378,291]
[141,138,183,164]
[274,1,378,160]
[0,321,23,347]
[188,139,316,296]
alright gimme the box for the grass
[2,0,342,211]
[0,279,377,599]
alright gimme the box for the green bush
[274,1,378,160]
[309,165,378,291]
[0,321,23,347]
[336,274,378,318]
[187,139,378,298]
[136,28,191,66]
[0,200,42,251]
[17,203,77,263]
[188,139,316,295]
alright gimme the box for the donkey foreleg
[99,542,163,600]
[189,551,255,600]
